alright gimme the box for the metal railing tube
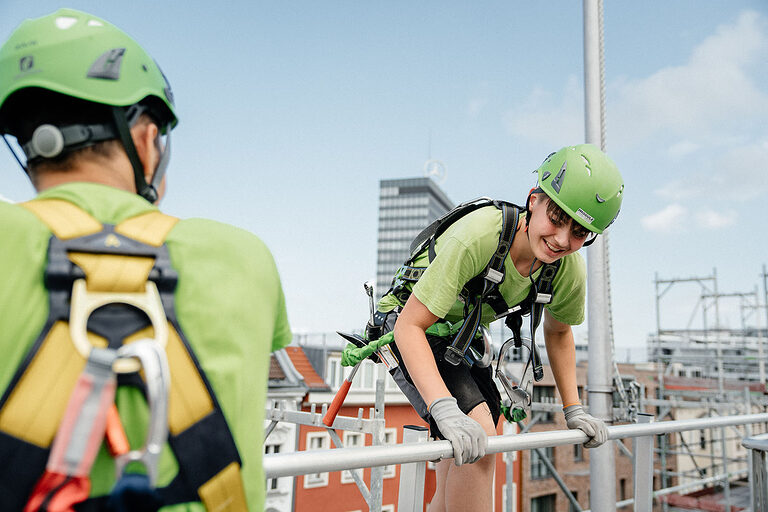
[265,413,768,478]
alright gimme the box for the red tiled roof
[284,346,329,390]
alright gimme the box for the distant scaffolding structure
[647,266,768,510]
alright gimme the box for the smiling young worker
[377,144,624,511]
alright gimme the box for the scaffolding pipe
[583,0,615,510]
[633,414,654,512]
[263,413,768,478]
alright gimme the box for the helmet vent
[55,16,78,30]
[595,193,605,203]
[87,20,104,27]
[581,154,592,176]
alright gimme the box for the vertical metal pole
[505,421,516,512]
[584,1,615,511]
[720,414,731,512]
[753,447,768,511]
[762,265,768,389]
[713,269,725,395]
[746,388,755,508]
[369,376,385,512]
[397,425,429,512]
[633,414,654,512]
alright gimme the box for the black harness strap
[443,203,518,366]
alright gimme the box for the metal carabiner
[469,326,494,368]
[494,336,535,410]
[113,339,170,486]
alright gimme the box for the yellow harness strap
[1,199,247,511]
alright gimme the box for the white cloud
[695,209,737,230]
[612,10,768,144]
[667,141,700,159]
[467,97,488,119]
[655,139,768,202]
[641,203,687,233]
[504,74,583,145]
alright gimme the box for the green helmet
[0,8,177,133]
[536,144,624,233]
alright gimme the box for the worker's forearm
[544,331,580,406]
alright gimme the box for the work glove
[564,404,608,448]
[429,397,487,466]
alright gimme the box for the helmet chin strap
[110,106,171,204]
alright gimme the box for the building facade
[375,177,453,298]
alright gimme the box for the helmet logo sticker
[87,48,126,80]
[575,208,594,224]
[19,56,34,72]
[551,161,566,193]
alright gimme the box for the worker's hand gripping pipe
[322,281,376,427]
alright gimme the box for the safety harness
[0,199,247,511]
[385,198,560,377]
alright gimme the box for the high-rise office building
[375,177,453,297]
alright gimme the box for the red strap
[23,472,90,512]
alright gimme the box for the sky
[1,1,767,362]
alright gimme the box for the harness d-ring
[68,279,168,373]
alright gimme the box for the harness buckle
[534,292,552,304]
[484,268,504,284]
[444,345,465,366]
[494,304,522,320]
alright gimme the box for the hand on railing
[429,397,487,465]
[564,404,608,448]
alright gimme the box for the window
[341,431,365,484]
[573,442,583,462]
[383,428,397,478]
[304,432,330,488]
[381,505,395,512]
[531,447,553,479]
[699,430,707,449]
[531,494,556,512]
[265,444,280,491]
[619,478,627,500]
[532,386,555,423]
[568,492,579,512]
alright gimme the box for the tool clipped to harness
[495,335,538,422]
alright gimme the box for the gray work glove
[564,404,608,448]
[429,397,487,466]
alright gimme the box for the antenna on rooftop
[423,159,446,184]
[424,128,446,184]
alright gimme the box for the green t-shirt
[0,183,292,511]
[380,205,586,327]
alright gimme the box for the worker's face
[526,193,591,263]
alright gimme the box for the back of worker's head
[0,8,178,201]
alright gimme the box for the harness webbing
[0,199,247,512]
[386,199,561,378]
[443,202,518,366]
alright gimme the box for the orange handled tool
[322,363,361,427]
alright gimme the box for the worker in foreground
[362,144,623,511]
[0,8,291,511]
